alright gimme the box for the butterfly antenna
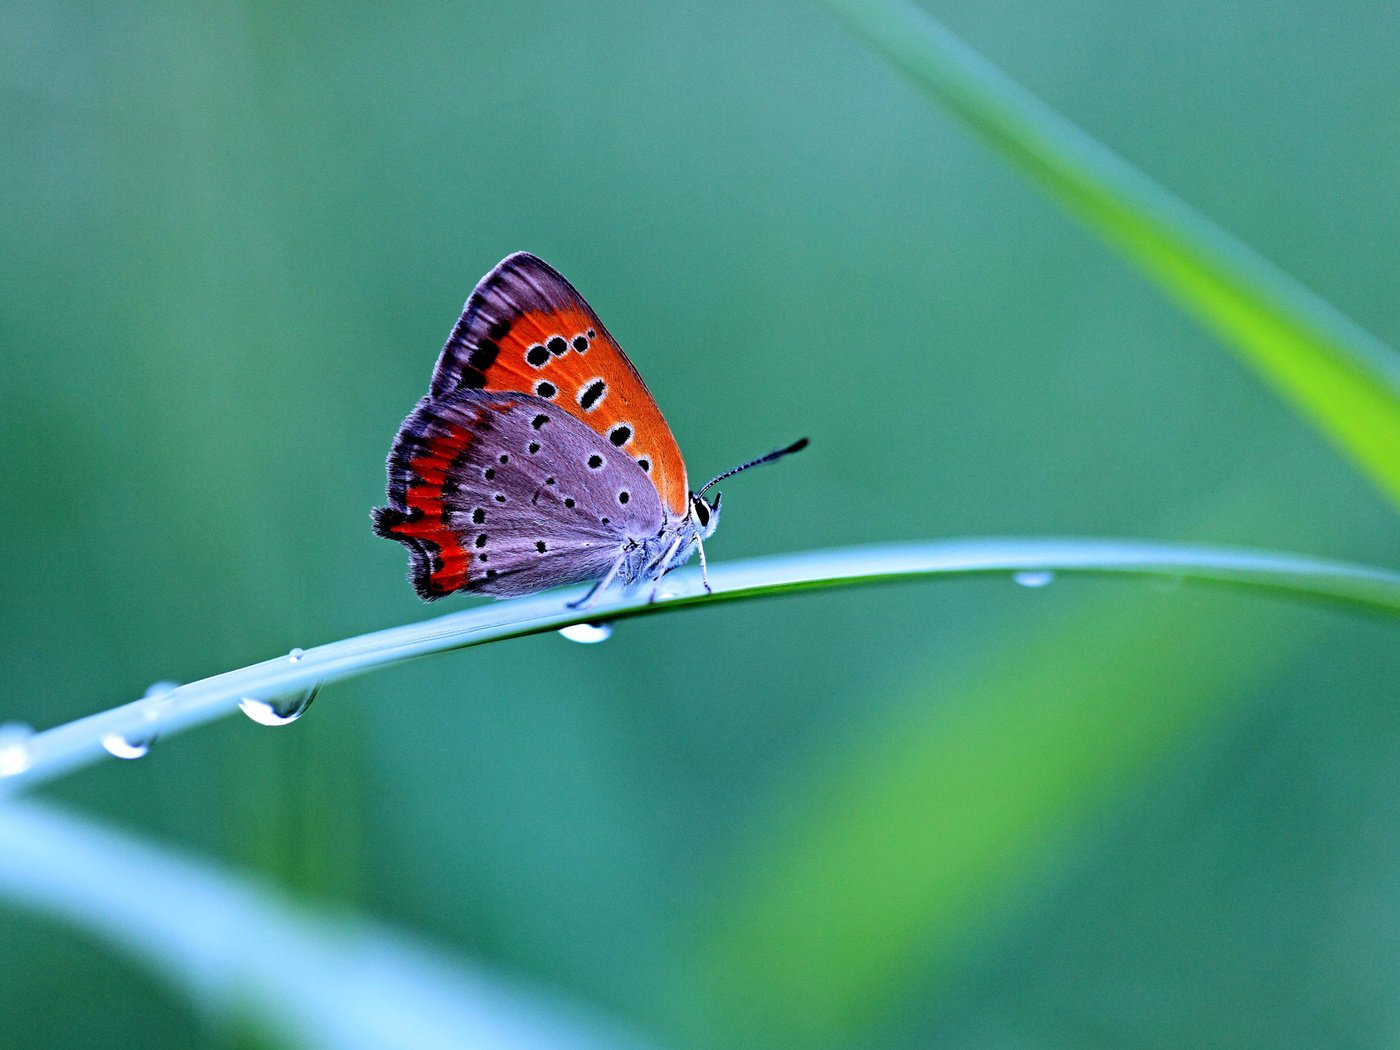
[697,437,809,495]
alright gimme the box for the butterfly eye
[692,499,710,528]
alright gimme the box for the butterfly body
[374,253,795,603]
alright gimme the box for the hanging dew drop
[102,732,154,760]
[239,682,320,727]
[1013,570,1056,589]
[0,723,35,778]
[95,681,173,759]
[240,647,321,726]
[559,622,613,644]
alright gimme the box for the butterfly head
[689,490,722,540]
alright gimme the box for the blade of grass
[3,539,1399,797]
[820,0,1400,511]
[0,799,659,1050]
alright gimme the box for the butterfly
[373,252,807,605]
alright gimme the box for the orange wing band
[372,415,476,598]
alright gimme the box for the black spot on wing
[579,380,606,411]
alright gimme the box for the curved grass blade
[0,800,659,1050]
[2,538,1399,797]
[820,0,1400,510]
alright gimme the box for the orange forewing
[430,254,689,516]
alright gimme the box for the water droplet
[239,649,321,726]
[0,723,34,778]
[144,680,180,698]
[559,622,613,644]
[1013,570,1056,589]
[102,732,154,760]
[239,682,320,727]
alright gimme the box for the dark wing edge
[372,394,483,601]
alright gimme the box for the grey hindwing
[434,389,666,596]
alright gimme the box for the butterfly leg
[568,551,629,611]
[694,534,713,594]
[645,536,685,603]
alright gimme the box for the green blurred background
[3,1,1399,1047]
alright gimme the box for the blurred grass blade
[0,800,658,1050]
[821,0,1400,510]
[5,539,1400,797]
[684,571,1319,1046]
